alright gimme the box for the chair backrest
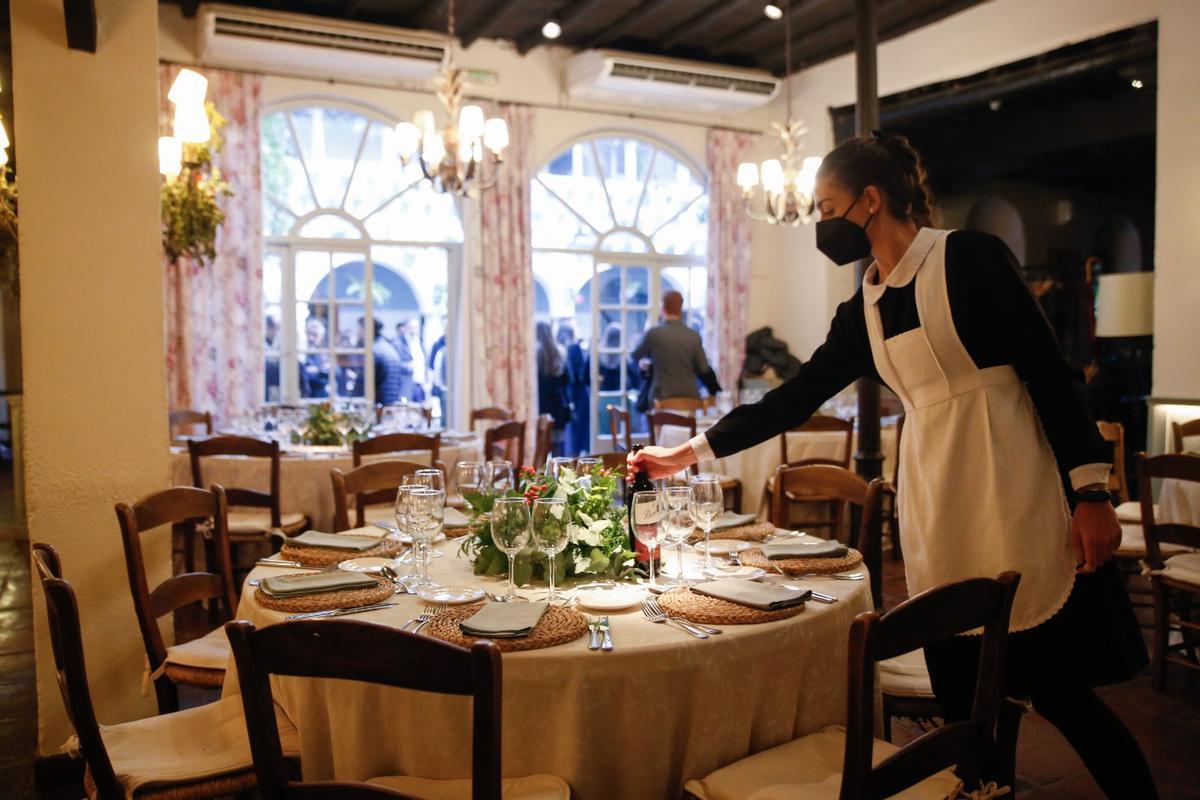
[655,397,704,413]
[330,460,435,531]
[484,420,526,464]
[115,485,236,713]
[470,406,513,436]
[353,432,441,467]
[169,409,213,438]
[226,619,502,800]
[606,405,632,452]
[780,415,855,468]
[646,409,696,446]
[533,414,555,469]
[1136,453,1200,569]
[1096,420,1129,504]
[840,572,1021,799]
[32,544,123,799]
[188,436,282,527]
[1172,418,1200,454]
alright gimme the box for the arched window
[261,101,462,416]
[531,133,708,453]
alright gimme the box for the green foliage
[296,402,372,446]
[0,170,17,298]
[161,102,234,264]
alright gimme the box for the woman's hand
[627,444,697,481]
[1070,500,1122,573]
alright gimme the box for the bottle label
[634,505,659,526]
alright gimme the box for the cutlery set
[586,617,614,651]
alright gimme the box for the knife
[600,616,614,651]
[286,602,398,621]
[587,617,602,650]
[808,591,838,604]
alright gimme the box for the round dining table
[223,536,873,800]
[1159,476,1200,527]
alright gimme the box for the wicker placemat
[254,575,394,613]
[279,537,406,567]
[738,546,863,575]
[688,520,775,543]
[656,586,805,624]
[423,603,589,652]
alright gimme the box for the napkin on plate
[692,578,810,611]
[761,540,848,560]
[709,511,760,531]
[258,571,379,598]
[443,507,470,528]
[460,602,548,638]
[290,531,382,552]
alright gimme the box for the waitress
[631,131,1155,798]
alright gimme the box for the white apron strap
[913,231,982,391]
[865,299,913,410]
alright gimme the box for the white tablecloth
[1160,477,1200,526]
[170,437,484,531]
[224,540,872,799]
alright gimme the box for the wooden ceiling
[167,0,989,75]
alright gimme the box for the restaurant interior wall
[14,0,171,754]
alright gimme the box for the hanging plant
[0,170,17,298]
[161,102,233,264]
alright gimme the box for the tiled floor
[1,517,1197,798]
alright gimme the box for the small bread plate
[706,565,766,580]
[574,583,646,611]
[691,539,752,556]
[416,585,486,605]
[337,556,406,573]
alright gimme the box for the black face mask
[815,191,876,266]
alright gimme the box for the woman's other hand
[628,444,697,481]
[1070,500,1122,573]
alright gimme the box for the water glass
[455,461,484,507]
[485,460,515,496]
[491,497,531,602]
[407,488,443,588]
[405,470,445,560]
[631,490,666,587]
[531,497,569,601]
[689,474,724,577]
[549,457,576,481]
[664,485,696,583]
[575,456,602,488]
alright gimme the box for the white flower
[573,552,592,573]
[588,519,610,536]
[550,502,565,520]
[566,522,587,545]
[554,482,570,500]
[577,511,595,527]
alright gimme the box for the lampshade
[413,110,436,135]
[422,132,446,164]
[0,119,9,151]
[158,136,182,177]
[167,68,208,107]
[1096,271,1154,337]
[736,162,759,189]
[173,102,211,144]
[394,122,420,157]
[458,105,485,140]
[483,118,508,152]
[760,159,784,194]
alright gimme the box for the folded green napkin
[258,571,379,598]
[710,511,759,531]
[460,602,548,638]
[692,578,810,611]
[291,531,382,551]
[444,507,470,528]
[761,540,848,560]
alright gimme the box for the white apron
[864,228,1075,632]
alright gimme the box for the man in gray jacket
[631,290,719,403]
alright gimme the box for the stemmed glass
[549,457,576,481]
[484,460,515,496]
[689,474,724,577]
[491,496,531,602]
[406,488,444,588]
[575,456,602,489]
[409,469,446,559]
[664,486,696,584]
[455,461,484,510]
[531,497,569,601]
[393,484,420,575]
[334,410,355,444]
[631,490,666,588]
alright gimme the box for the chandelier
[736,0,821,226]
[393,0,508,196]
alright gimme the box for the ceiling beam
[578,0,678,49]
[180,0,201,18]
[660,0,755,49]
[412,0,451,31]
[458,4,510,47]
[63,0,96,53]
[712,0,842,57]
[515,0,612,53]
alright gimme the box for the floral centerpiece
[460,463,636,585]
[295,402,371,446]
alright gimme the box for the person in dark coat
[558,321,589,456]
[366,319,403,405]
[536,321,571,455]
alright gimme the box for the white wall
[14,0,171,752]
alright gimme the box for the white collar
[862,227,945,306]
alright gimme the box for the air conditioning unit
[567,50,780,112]
[195,4,446,87]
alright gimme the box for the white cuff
[688,433,715,463]
[1069,463,1111,492]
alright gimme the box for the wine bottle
[626,445,662,572]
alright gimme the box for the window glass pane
[265,200,297,237]
[594,263,620,308]
[532,251,593,342]
[296,250,332,302]
[531,180,597,249]
[298,301,329,349]
[625,310,649,350]
[264,299,281,403]
[625,266,650,307]
[331,303,366,350]
[594,138,655,227]
[299,214,361,239]
[261,111,315,218]
[363,186,464,243]
[344,123,424,219]
[639,152,705,241]
[536,142,613,232]
[289,107,369,209]
[263,252,283,305]
[651,195,708,256]
[597,230,649,253]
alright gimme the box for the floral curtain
[706,129,755,393]
[160,64,263,425]
[460,103,536,457]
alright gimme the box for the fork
[402,601,446,633]
[640,600,708,639]
[646,598,722,635]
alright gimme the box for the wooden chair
[484,420,526,465]
[768,415,856,538]
[352,432,441,467]
[187,436,309,540]
[884,414,904,560]
[1137,452,1200,691]
[225,618,570,800]
[31,543,298,800]
[684,572,1021,800]
[647,409,742,511]
[331,460,438,532]
[470,406,513,436]
[606,404,632,452]
[116,486,236,714]
[533,413,555,469]
[169,409,212,440]
[1173,418,1200,454]
[654,397,704,413]
[1096,420,1131,505]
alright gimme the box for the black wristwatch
[1075,488,1113,504]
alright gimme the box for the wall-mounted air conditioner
[567,50,780,112]
[196,4,446,86]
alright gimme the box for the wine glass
[689,474,724,577]
[408,469,446,560]
[664,485,696,584]
[455,461,484,509]
[631,490,666,588]
[334,411,354,443]
[549,457,576,481]
[407,488,443,588]
[491,497,531,602]
[531,497,569,601]
[393,484,420,574]
[663,469,692,490]
[485,460,515,496]
[575,456,602,488]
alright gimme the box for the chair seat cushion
[683,725,961,800]
[1161,552,1200,588]
[1117,524,1193,558]
[165,626,230,672]
[1116,501,1157,523]
[366,773,570,800]
[228,510,307,536]
[880,650,935,699]
[100,695,299,797]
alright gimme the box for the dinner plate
[574,584,646,610]
[417,585,485,605]
[692,539,752,556]
[336,556,405,573]
[704,565,765,580]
